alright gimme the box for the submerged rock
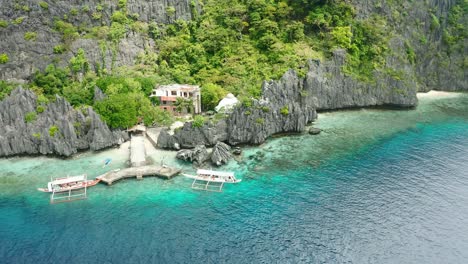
[176,145,209,166]
[0,87,127,157]
[211,142,232,166]
[308,127,321,135]
[232,147,242,155]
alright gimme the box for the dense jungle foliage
[1,0,465,128]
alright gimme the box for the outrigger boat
[37,174,100,203]
[182,169,241,192]
[37,175,100,193]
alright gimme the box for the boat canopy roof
[50,175,86,185]
[197,169,235,178]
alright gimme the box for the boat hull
[182,173,242,183]
[37,179,101,193]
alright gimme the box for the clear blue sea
[1,93,468,264]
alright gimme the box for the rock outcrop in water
[157,120,228,149]
[176,145,209,166]
[211,142,231,166]
[0,87,128,157]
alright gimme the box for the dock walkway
[130,135,146,167]
[97,165,181,185]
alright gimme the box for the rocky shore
[0,87,127,157]
[157,50,418,150]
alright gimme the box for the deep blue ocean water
[1,94,468,263]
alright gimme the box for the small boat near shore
[37,174,100,203]
[183,169,241,192]
[37,175,100,193]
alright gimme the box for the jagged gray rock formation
[157,49,418,148]
[304,50,418,110]
[0,87,128,157]
[0,0,197,81]
[352,0,467,92]
[157,120,228,149]
[176,145,209,166]
[211,142,231,166]
[93,87,107,102]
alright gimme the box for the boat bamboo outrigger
[182,169,241,192]
[37,174,100,203]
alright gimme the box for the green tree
[33,64,70,96]
[174,97,194,113]
[94,94,139,128]
[201,83,227,111]
[69,48,89,77]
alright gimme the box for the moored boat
[37,175,100,193]
[182,169,241,192]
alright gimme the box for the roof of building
[155,84,200,92]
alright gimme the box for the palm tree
[174,97,194,114]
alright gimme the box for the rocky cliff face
[0,0,196,81]
[157,49,418,148]
[305,50,418,110]
[353,0,466,92]
[0,87,128,157]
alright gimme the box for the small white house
[215,93,239,112]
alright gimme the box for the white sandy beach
[417,90,463,99]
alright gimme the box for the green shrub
[22,5,30,12]
[96,4,103,12]
[53,45,65,54]
[39,1,49,10]
[54,20,79,42]
[13,17,25,25]
[0,81,15,100]
[261,106,270,113]
[24,32,37,41]
[32,133,41,139]
[255,118,265,125]
[0,53,8,64]
[37,94,50,104]
[70,8,79,16]
[49,125,59,137]
[118,0,128,10]
[430,14,440,30]
[25,112,37,123]
[36,105,45,113]
[405,41,416,64]
[192,115,205,128]
[166,6,176,16]
[92,12,102,20]
[82,5,90,13]
[111,11,128,24]
[280,106,289,115]
[0,20,8,28]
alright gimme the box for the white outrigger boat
[182,169,241,192]
[37,174,100,203]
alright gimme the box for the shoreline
[0,91,464,163]
[417,90,464,99]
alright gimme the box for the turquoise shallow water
[1,94,468,263]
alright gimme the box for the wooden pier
[97,165,181,185]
